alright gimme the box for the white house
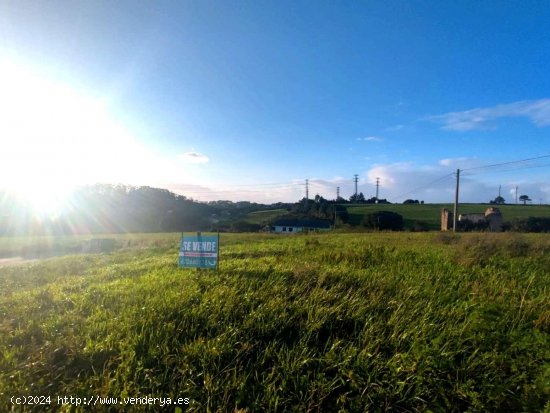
[271,219,331,233]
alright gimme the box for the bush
[362,211,403,231]
[435,232,461,244]
[458,219,489,232]
[506,217,550,232]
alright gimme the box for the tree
[333,205,349,225]
[362,211,403,231]
[519,195,531,205]
[349,192,366,203]
[507,217,550,232]
[490,196,505,205]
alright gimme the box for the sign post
[178,231,219,270]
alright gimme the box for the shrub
[506,217,550,232]
[458,219,489,232]
[362,211,403,231]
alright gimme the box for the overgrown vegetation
[505,216,550,232]
[0,233,548,412]
[362,211,404,231]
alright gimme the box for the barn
[271,218,331,233]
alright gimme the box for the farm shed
[442,207,503,232]
[458,213,486,224]
[271,219,331,233]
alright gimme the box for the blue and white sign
[179,234,219,269]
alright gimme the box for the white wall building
[271,219,331,233]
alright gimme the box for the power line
[461,154,550,172]
[391,173,455,202]
[461,162,550,177]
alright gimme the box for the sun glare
[0,58,171,216]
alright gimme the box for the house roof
[273,219,331,229]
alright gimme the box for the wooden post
[217,230,220,272]
[453,169,460,233]
[196,231,201,272]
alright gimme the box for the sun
[0,58,166,216]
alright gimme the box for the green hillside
[246,208,288,224]
[347,203,550,230]
[245,203,550,231]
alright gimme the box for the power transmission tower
[498,185,501,197]
[515,186,518,204]
[453,169,460,232]
[375,177,380,201]
[353,174,358,196]
[336,186,340,200]
[305,179,309,201]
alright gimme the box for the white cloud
[385,124,404,131]
[180,152,209,164]
[438,157,480,168]
[160,164,550,204]
[363,161,550,204]
[427,98,550,131]
[366,163,447,198]
[357,136,383,142]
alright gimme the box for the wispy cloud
[356,136,383,142]
[427,98,550,131]
[385,124,404,131]
[364,161,550,203]
[438,157,481,168]
[180,151,209,164]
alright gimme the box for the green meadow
[346,204,550,230]
[0,233,549,412]
[242,203,550,230]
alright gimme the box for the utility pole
[498,185,501,198]
[453,169,460,233]
[515,186,518,204]
[375,177,380,201]
[305,179,309,201]
[353,174,358,196]
[336,186,340,200]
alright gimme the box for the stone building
[441,207,503,232]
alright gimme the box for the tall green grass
[0,233,548,412]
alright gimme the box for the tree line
[0,185,287,236]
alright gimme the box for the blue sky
[1,1,549,205]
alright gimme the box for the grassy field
[0,232,549,412]
[347,203,550,230]
[245,209,288,225]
